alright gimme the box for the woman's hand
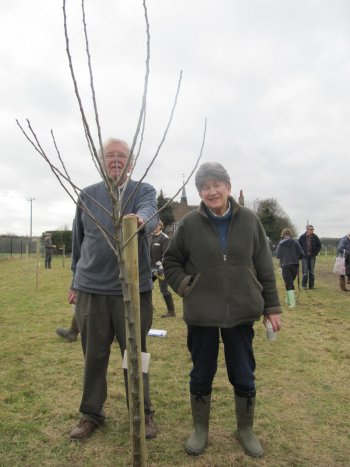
[263,313,282,332]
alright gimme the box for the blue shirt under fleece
[205,202,233,256]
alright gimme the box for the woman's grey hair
[195,162,231,191]
[98,138,131,161]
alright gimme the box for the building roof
[171,200,198,222]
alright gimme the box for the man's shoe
[145,414,157,439]
[69,418,97,441]
[56,327,78,342]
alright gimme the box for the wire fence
[0,236,338,262]
[0,237,35,259]
[0,237,66,261]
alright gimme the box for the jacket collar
[198,196,241,217]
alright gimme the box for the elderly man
[68,138,158,441]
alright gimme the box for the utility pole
[27,197,35,254]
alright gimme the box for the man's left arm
[134,183,159,234]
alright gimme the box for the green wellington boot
[287,290,296,308]
[185,393,211,455]
[285,292,290,306]
[235,394,264,458]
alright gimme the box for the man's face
[199,178,231,216]
[104,141,131,183]
[306,226,314,236]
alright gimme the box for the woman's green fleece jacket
[163,197,281,327]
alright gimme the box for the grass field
[0,255,349,466]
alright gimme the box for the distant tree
[253,198,296,243]
[59,230,72,254]
[157,190,175,228]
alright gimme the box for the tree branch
[122,70,183,218]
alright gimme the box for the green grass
[0,255,349,466]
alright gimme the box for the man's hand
[124,213,145,229]
[68,289,77,304]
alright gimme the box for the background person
[44,233,56,269]
[150,220,176,318]
[276,228,304,308]
[68,138,158,441]
[337,233,350,292]
[298,225,321,289]
[164,162,282,458]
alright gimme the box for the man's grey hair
[98,138,131,161]
[195,162,231,191]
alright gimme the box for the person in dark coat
[276,228,304,308]
[44,233,56,269]
[150,221,176,317]
[163,162,282,459]
[298,225,321,289]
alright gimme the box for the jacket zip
[225,214,236,325]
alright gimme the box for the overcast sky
[1,0,349,238]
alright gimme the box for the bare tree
[16,1,206,465]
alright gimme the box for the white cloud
[0,0,349,238]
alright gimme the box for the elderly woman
[163,162,282,458]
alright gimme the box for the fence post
[62,244,65,268]
[36,239,40,290]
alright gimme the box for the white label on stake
[122,350,150,373]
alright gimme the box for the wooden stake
[122,216,147,466]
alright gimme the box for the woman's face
[199,178,231,216]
